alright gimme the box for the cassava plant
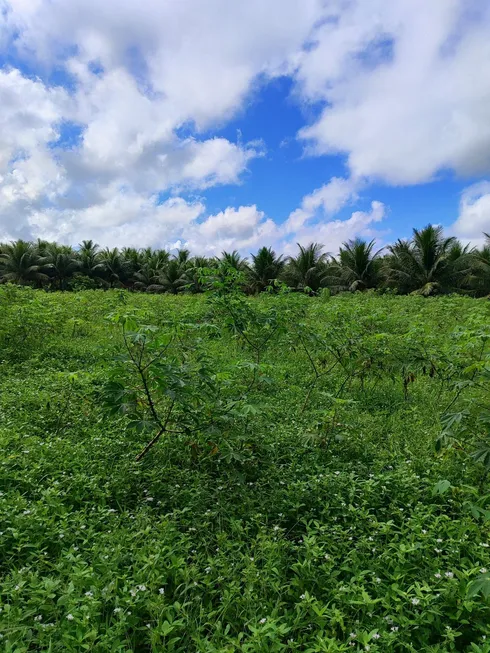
[102,311,236,461]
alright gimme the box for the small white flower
[349,633,357,639]
[146,623,151,629]
[114,607,122,613]
[259,618,267,624]
[480,543,489,548]
[137,585,147,592]
[480,568,488,574]
[434,548,442,553]
[300,594,306,600]
[411,598,420,605]
[365,646,371,651]
[130,589,137,597]
[375,577,381,584]
[372,633,380,639]
[159,587,165,594]
[273,525,280,531]
[66,614,74,621]
[445,571,454,578]
[145,497,154,502]
[434,573,441,578]
[391,626,399,632]
[436,538,443,543]
[23,510,31,515]
[334,471,340,476]
[34,615,43,622]
[85,591,93,597]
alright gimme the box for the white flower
[34,615,43,621]
[300,594,306,600]
[145,497,154,502]
[146,623,151,629]
[114,607,122,613]
[349,633,357,639]
[66,614,74,621]
[273,526,280,531]
[436,538,443,543]
[334,471,340,476]
[375,577,381,584]
[391,626,399,632]
[259,618,267,624]
[365,646,371,651]
[23,510,31,515]
[85,591,93,597]
[137,585,147,592]
[372,633,380,639]
[480,543,489,548]
[434,573,441,578]
[130,589,137,597]
[205,567,212,573]
[159,587,165,594]
[480,568,488,574]
[445,572,454,578]
[422,529,427,534]
[411,598,420,605]
[434,548,442,553]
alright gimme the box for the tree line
[0,225,489,296]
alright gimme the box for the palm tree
[284,242,329,293]
[46,244,80,290]
[384,225,471,295]
[219,250,249,271]
[157,258,188,294]
[184,256,214,293]
[98,248,132,288]
[471,233,490,297]
[327,238,383,292]
[78,240,104,280]
[247,246,285,293]
[0,240,50,286]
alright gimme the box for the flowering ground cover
[0,286,489,652]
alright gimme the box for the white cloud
[297,0,490,185]
[1,0,489,253]
[451,182,490,247]
[284,176,361,235]
[280,200,386,256]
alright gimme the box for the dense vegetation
[0,281,489,652]
[1,225,489,297]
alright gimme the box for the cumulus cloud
[451,182,490,247]
[297,0,490,185]
[1,0,489,252]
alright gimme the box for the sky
[0,0,490,256]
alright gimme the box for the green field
[0,286,489,652]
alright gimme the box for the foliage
[1,224,490,296]
[384,225,474,295]
[0,282,489,651]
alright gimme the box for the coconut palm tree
[247,246,285,293]
[0,240,50,286]
[327,238,383,292]
[98,248,132,288]
[384,225,472,295]
[284,242,329,293]
[219,250,249,271]
[156,258,189,294]
[77,240,104,280]
[46,244,80,290]
[184,256,214,293]
[471,233,490,297]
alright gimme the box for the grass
[0,286,489,652]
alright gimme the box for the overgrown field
[0,286,489,652]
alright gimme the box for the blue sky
[0,0,489,255]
